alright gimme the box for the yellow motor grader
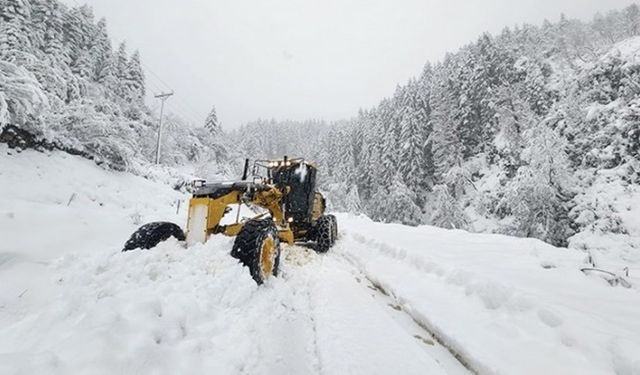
[122,157,338,284]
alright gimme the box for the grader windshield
[253,158,318,222]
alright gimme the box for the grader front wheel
[231,219,281,284]
[122,222,185,251]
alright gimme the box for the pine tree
[499,121,575,246]
[204,106,221,134]
[64,6,94,62]
[34,0,68,65]
[353,109,380,200]
[427,184,468,229]
[369,174,422,226]
[344,185,362,214]
[379,96,400,187]
[458,33,515,156]
[430,62,463,182]
[398,79,429,196]
[0,0,33,60]
[71,49,94,79]
[91,18,115,85]
[114,42,129,98]
[125,50,145,104]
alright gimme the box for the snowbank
[0,145,186,326]
[336,213,640,375]
[569,168,640,274]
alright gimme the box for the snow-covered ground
[1,146,639,374]
[338,215,640,375]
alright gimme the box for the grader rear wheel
[315,215,334,253]
[327,214,338,244]
[231,219,281,284]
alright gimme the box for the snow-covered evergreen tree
[0,60,48,129]
[114,42,129,98]
[0,0,33,60]
[91,18,115,86]
[368,174,423,226]
[125,50,145,104]
[430,62,464,182]
[204,106,221,135]
[426,184,469,230]
[398,79,429,195]
[499,121,575,245]
[344,185,362,214]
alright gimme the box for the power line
[140,62,204,126]
[139,59,205,118]
[166,100,202,126]
[64,0,206,126]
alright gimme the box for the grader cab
[123,157,338,284]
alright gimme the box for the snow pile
[337,213,640,375]
[0,145,186,327]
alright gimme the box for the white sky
[63,0,635,128]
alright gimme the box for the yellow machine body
[185,157,327,249]
[186,187,296,246]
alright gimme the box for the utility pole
[154,91,174,164]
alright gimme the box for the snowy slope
[0,145,185,328]
[1,146,639,375]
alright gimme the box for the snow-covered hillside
[0,145,186,327]
[2,146,639,375]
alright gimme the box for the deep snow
[0,147,466,375]
[1,146,639,375]
[337,215,640,374]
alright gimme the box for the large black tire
[315,215,334,253]
[122,221,185,251]
[327,214,338,244]
[231,219,281,285]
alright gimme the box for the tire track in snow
[333,240,477,375]
[281,245,324,375]
[362,275,477,375]
[236,245,324,375]
[287,243,467,375]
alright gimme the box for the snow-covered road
[0,233,470,374]
[1,147,639,374]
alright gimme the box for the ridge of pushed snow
[337,213,640,375]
